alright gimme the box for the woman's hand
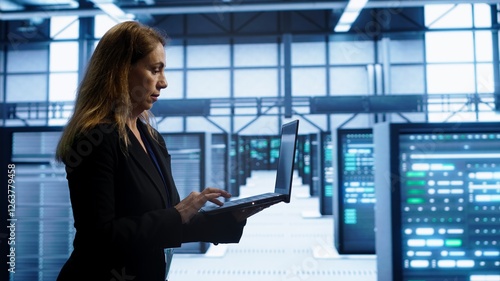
[175,187,231,224]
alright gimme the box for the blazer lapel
[146,132,179,205]
[126,125,169,207]
[137,121,179,205]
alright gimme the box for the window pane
[330,66,368,95]
[390,65,425,94]
[187,70,229,98]
[292,67,326,96]
[474,4,491,28]
[476,63,494,93]
[428,111,477,122]
[234,69,278,97]
[157,117,183,132]
[390,39,424,63]
[426,31,474,63]
[0,49,4,72]
[425,4,472,29]
[7,48,48,73]
[187,45,230,68]
[50,16,79,40]
[94,15,118,38]
[329,41,375,64]
[292,42,325,66]
[187,117,223,133]
[478,111,500,122]
[426,64,475,94]
[165,45,184,69]
[49,73,78,101]
[50,42,79,71]
[0,75,4,102]
[7,74,47,102]
[234,43,277,67]
[162,70,183,99]
[475,31,493,62]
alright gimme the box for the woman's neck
[127,117,139,131]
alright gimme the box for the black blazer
[57,121,245,281]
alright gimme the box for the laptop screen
[274,120,299,202]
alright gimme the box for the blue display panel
[334,128,375,254]
[320,132,333,215]
[375,122,500,281]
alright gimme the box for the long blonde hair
[56,21,166,163]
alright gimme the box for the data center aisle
[169,171,377,281]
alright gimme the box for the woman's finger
[202,187,231,199]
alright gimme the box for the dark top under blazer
[57,121,245,281]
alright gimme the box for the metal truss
[1,93,497,127]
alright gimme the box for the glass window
[329,41,375,65]
[50,42,79,72]
[428,111,478,122]
[478,111,500,122]
[390,65,425,94]
[426,31,474,63]
[234,43,278,67]
[187,45,230,68]
[7,74,47,102]
[329,66,369,95]
[49,73,78,101]
[187,70,229,98]
[187,117,222,133]
[162,70,183,99]
[165,45,184,69]
[234,69,278,98]
[426,63,475,94]
[235,115,279,135]
[425,4,472,29]
[7,48,48,73]
[157,117,183,132]
[292,42,326,66]
[50,16,79,40]
[475,31,493,62]
[0,75,4,102]
[235,107,258,115]
[94,15,118,38]
[389,113,427,123]
[473,4,491,28]
[292,67,326,96]
[0,49,4,72]
[476,63,494,93]
[389,39,424,63]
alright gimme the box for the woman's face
[128,42,168,116]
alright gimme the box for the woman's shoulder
[74,122,120,147]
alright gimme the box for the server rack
[319,131,333,215]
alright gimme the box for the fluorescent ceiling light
[334,0,368,32]
[334,24,351,32]
[338,11,361,24]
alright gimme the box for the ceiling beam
[1,0,499,21]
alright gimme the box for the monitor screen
[334,128,376,254]
[375,122,500,281]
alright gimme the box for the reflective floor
[169,171,377,281]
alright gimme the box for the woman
[55,21,261,281]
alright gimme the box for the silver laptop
[200,119,299,215]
